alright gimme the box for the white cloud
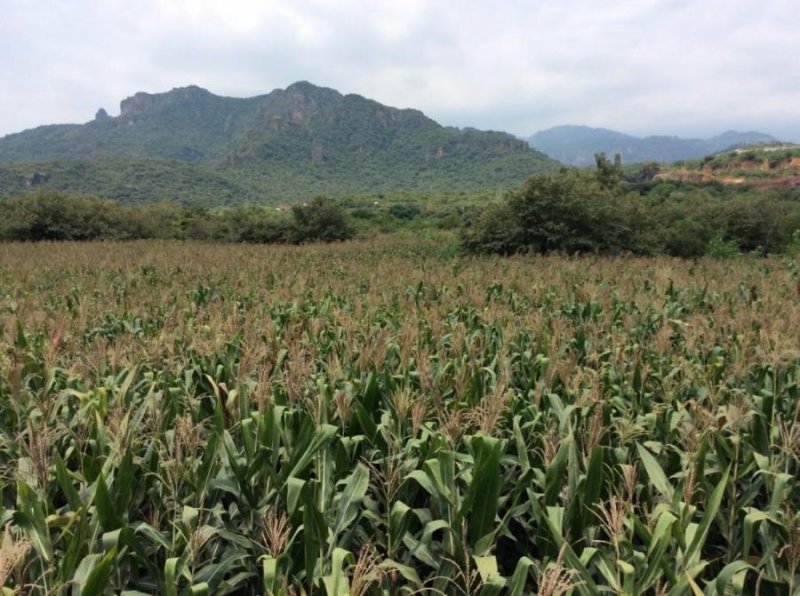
[0,0,798,140]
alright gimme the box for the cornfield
[1,238,799,594]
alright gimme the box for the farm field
[1,238,800,594]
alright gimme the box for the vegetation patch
[463,156,800,257]
[1,239,800,593]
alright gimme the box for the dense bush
[387,203,421,220]
[205,206,294,244]
[462,169,800,257]
[0,191,354,244]
[289,196,355,242]
[462,170,652,255]
[0,190,181,241]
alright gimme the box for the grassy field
[1,238,800,594]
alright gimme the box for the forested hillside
[0,83,557,204]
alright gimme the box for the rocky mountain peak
[0,81,558,200]
[119,85,215,120]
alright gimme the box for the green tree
[0,190,139,241]
[462,170,647,255]
[594,152,623,189]
[290,196,354,243]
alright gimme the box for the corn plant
[0,238,799,593]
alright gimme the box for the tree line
[3,160,800,257]
[462,156,800,257]
[0,192,353,243]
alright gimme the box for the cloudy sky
[1,0,798,140]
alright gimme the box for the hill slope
[653,144,800,189]
[0,83,558,204]
[528,125,777,166]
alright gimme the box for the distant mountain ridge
[527,125,778,166]
[0,82,557,203]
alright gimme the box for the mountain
[0,82,557,204]
[527,125,778,166]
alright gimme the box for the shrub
[707,234,741,258]
[787,229,800,257]
[461,202,523,254]
[660,217,713,258]
[387,203,421,220]
[462,170,649,255]
[211,206,294,243]
[290,196,354,243]
[0,190,148,241]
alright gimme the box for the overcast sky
[2,0,798,141]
